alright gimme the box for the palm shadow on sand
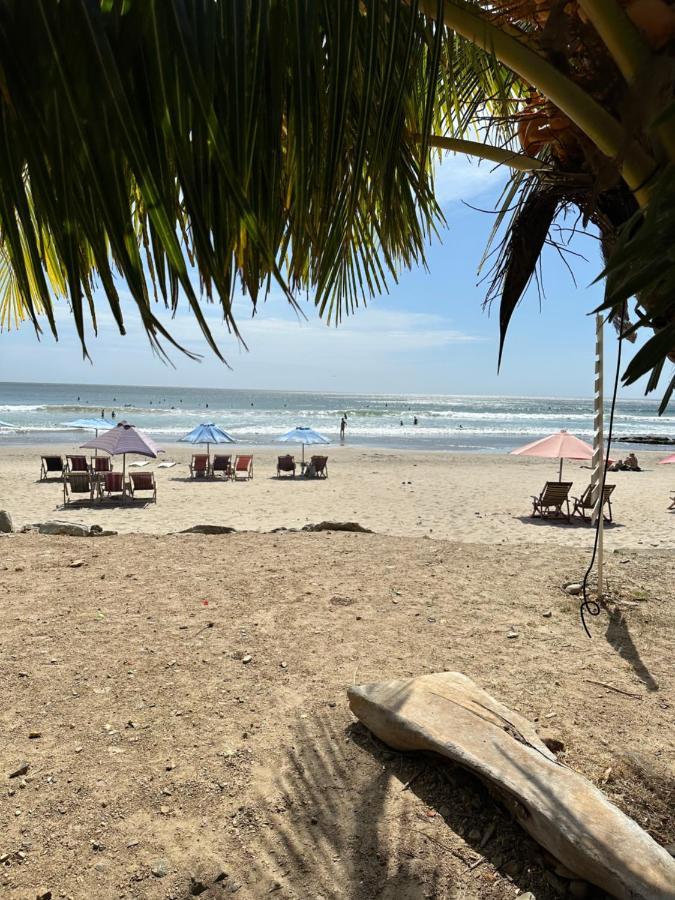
[242,712,559,899]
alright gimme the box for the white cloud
[0,293,486,392]
[115,299,483,358]
[432,152,503,207]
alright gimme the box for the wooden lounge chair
[189,454,210,478]
[572,484,616,522]
[233,454,253,480]
[531,481,573,522]
[129,471,157,503]
[212,454,232,478]
[98,470,126,501]
[63,471,95,505]
[66,454,89,473]
[91,456,113,474]
[40,455,64,481]
[277,455,296,478]
[309,455,328,478]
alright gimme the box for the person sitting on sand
[625,452,641,471]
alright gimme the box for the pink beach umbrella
[80,422,162,486]
[511,429,600,481]
[658,453,675,465]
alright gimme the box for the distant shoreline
[1,382,671,454]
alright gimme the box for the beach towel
[128,460,151,468]
[157,460,177,469]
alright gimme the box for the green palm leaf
[0,0,519,356]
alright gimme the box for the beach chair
[212,454,233,478]
[40,455,64,481]
[531,481,573,522]
[233,454,253,480]
[91,456,112,474]
[98,470,126,501]
[572,484,616,522]
[129,471,157,503]
[309,455,328,478]
[66,454,89,473]
[277,455,296,478]
[669,492,675,510]
[63,471,95,505]
[189,454,210,478]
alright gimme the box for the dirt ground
[0,531,673,900]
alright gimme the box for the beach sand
[0,445,673,899]
[0,443,673,548]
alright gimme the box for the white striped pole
[591,313,604,594]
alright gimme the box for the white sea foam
[1,382,671,451]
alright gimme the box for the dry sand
[0,444,673,899]
[0,443,673,548]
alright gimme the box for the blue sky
[0,154,658,399]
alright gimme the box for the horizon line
[0,378,662,405]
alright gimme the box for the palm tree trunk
[414,0,657,204]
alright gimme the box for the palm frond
[597,164,675,411]
[0,0,672,409]
[1,0,503,356]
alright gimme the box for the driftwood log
[348,672,675,900]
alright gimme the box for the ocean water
[0,381,672,452]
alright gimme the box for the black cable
[580,308,625,637]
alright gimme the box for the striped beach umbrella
[81,422,162,484]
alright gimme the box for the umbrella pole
[123,453,127,502]
[559,458,563,482]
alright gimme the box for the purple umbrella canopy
[80,421,162,458]
[80,422,163,492]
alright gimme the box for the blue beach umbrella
[276,426,330,466]
[179,423,235,463]
[62,418,115,456]
[62,417,114,433]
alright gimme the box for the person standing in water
[340,415,347,440]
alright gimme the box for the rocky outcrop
[615,435,675,445]
[37,521,116,537]
[179,525,237,535]
[302,521,373,533]
[0,510,13,533]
